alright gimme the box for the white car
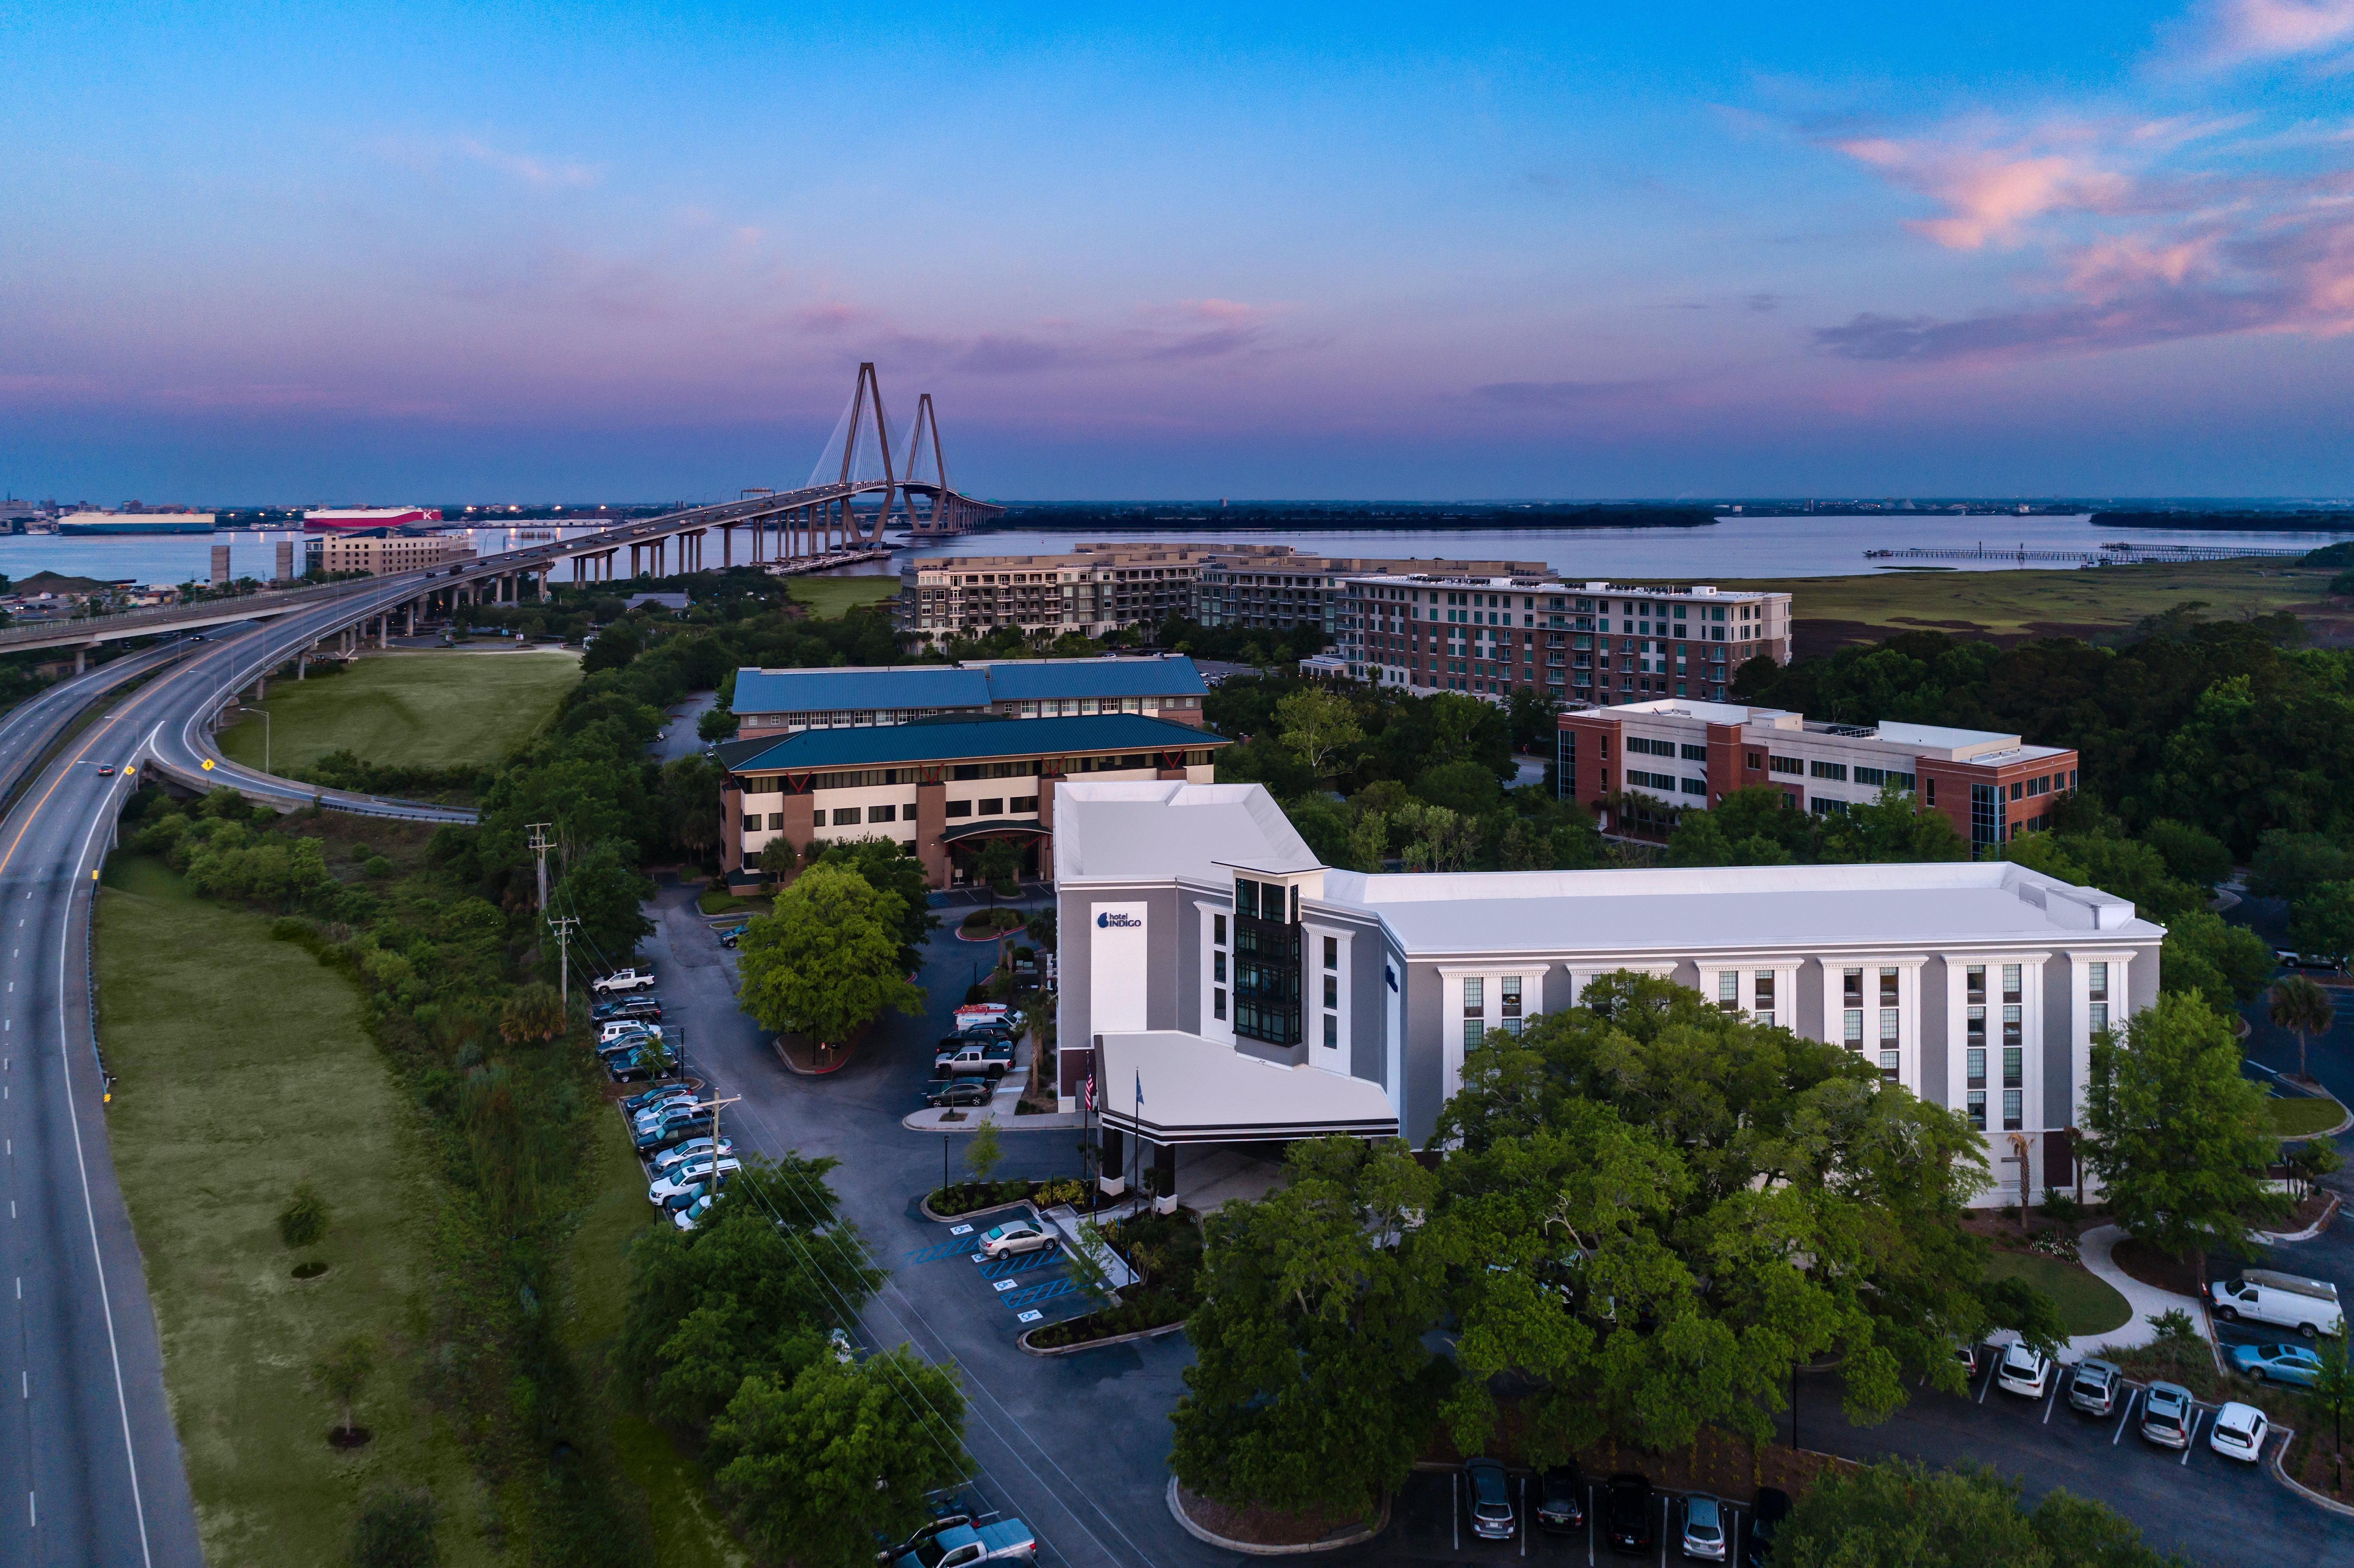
[601,1020,662,1045]
[592,968,657,995]
[649,1156,741,1206]
[649,1137,733,1178]
[2208,1401,2269,1463]
[629,1092,698,1130]
[1994,1341,2054,1399]
[673,1192,716,1231]
[979,1219,1055,1259]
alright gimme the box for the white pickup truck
[592,968,658,995]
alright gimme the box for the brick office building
[1559,697,2079,852]
[717,713,1228,891]
[729,655,1208,740]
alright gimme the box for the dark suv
[1535,1463,1585,1534]
[1604,1473,1653,1556]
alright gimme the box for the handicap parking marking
[1005,1277,1083,1311]
[949,1223,973,1236]
[992,1279,1018,1293]
[902,1237,977,1265]
[978,1248,1059,1280]
[1017,1310,1043,1324]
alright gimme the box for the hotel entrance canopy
[1093,1030,1398,1145]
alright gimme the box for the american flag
[1084,1071,1096,1112]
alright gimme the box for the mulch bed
[2267,1190,2335,1233]
[1176,1487,1374,1547]
[2293,1434,2354,1500]
[2111,1239,2203,1297]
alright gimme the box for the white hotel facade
[1052,781,2162,1210]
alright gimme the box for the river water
[7,512,2348,588]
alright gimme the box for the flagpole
[1131,1070,1141,1206]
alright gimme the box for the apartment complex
[318,533,476,576]
[1055,780,2156,1209]
[717,713,1227,891]
[897,544,1292,644]
[1558,697,2080,850]
[1333,576,1793,705]
[730,655,1207,739]
[1193,553,1547,635]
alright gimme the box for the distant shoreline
[2091,510,2354,533]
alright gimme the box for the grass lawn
[560,1106,745,1566]
[1717,558,2348,654]
[787,574,898,619]
[695,886,772,918]
[218,650,580,775]
[96,855,492,1567]
[1985,1249,2134,1338]
[2265,1093,2348,1136]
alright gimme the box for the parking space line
[1976,1354,1999,1404]
[2114,1387,2138,1445]
[1519,1475,1526,1557]
[1658,1494,1667,1568]
[2182,1409,2203,1465]
[1588,1483,1595,1565]
[2043,1378,2058,1424]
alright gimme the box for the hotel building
[1053,779,2158,1210]
[1333,576,1793,706]
[1558,698,2080,852]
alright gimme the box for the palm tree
[2268,973,2335,1083]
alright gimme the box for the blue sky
[5,2,2354,501]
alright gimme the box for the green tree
[974,837,1023,907]
[2082,992,2281,1263]
[1822,782,1971,862]
[657,754,724,864]
[2250,831,2354,902]
[1169,1137,1442,1515]
[963,1117,1003,1185]
[756,836,799,883]
[707,1349,968,1568]
[311,1332,376,1440]
[2308,1335,2354,1495]
[582,622,642,674]
[2140,818,2233,889]
[278,1180,330,1248]
[1427,973,2001,1459]
[2290,880,2354,964]
[1274,686,1363,781]
[499,983,567,1044]
[816,837,938,966]
[551,837,655,962]
[2161,908,2275,1011]
[2268,974,2335,1082]
[696,705,740,741]
[737,864,925,1045]
[1777,1460,2190,1568]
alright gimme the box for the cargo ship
[302,507,444,532]
[55,510,215,535]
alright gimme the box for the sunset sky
[6,1,2354,500]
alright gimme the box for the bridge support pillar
[74,647,86,675]
[407,601,417,637]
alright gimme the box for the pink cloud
[1833,136,2132,249]
[2174,0,2354,68]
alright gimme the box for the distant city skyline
[6,2,2354,499]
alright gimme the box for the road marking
[2183,1409,2202,1464]
[2114,1387,2137,1444]
[1977,1355,1998,1403]
[2043,1380,2058,1423]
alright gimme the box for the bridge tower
[815,361,909,547]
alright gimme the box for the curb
[1165,1476,1389,1556]
[916,1193,1038,1225]
[2255,1190,2343,1244]
[1017,1317,1187,1357]
[2270,1425,2354,1519]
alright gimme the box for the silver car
[1680,1495,1725,1561]
[648,1156,741,1207]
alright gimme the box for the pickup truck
[592,968,658,995]
[934,1041,1015,1077]
[888,1519,1037,1568]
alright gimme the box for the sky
[5,1,2354,502]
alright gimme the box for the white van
[2211,1270,2345,1338]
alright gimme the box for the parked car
[2208,1401,2270,1463]
[635,1109,715,1152]
[600,1020,662,1045]
[885,1518,1037,1568]
[2231,1343,2325,1389]
[1680,1494,1727,1562]
[2211,1270,2346,1338]
[1953,1341,1981,1379]
[717,925,745,949]
[594,996,662,1022]
[2068,1358,2122,1416]
[875,1514,975,1567]
[1604,1473,1654,1556]
[1535,1463,1584,1534]
[924,1078,995,1109]
[673,1191,716,1231]
[1463,1457,1513,1542]
[1995,1341,2053,1399]
[649,1156,741,1207]
[936,1041,1015,1078]
[592,967,657,995]
[2275,949,2346,971]
[606,1046,673,1083]
[2140,1381,2195,1449]
[649,1137,734,1178]
[979,1220,1055,1259]
[1742,1487,1790,1568]
[598,1033,660,1061]
[623,1085,694,1116]
[629,1090,699,1126]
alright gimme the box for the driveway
[647,690,717,763]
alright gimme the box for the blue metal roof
[733,665,989,714]
[726,712,1225,774]
[971,656,1207,701]
[729,656,1205,716]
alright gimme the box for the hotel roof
[732,655,1205,716]
[1055,781,1319,884]
[720,713,1225,774]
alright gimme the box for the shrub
[364,856,393,879]
[278,1180,330,1248]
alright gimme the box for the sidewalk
[901,1103,1084,1132]
[2070,1223,2211,1356]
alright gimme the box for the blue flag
[1134,1070,1144,1106]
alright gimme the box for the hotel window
[1323,974,1339,1010]
[1717,971,1739,1013]
[743,813,762,833]
[867,804,896,823]
[1323,1013,1338,1048]
[1012,795,1039,812]
[1213,951,1227,983]
[2087,961,2110,1035]
[831,808,860,826]
[1463,977,1485,1048]
[1810,759,1848,781]
[944,800,972,818]
[1753,971,1776,1028]
[1323,935,1339,971]
[765,812,784,831]
[976,798,1004,816]
[1968,1090,1987,1131]
[1211,912,1228,1021]
[1842,967,1864,1052]
[1878,968,1900,1081]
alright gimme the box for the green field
[788,573,899,619]
[2265,1094,2348,1137]
[1717,557,2347,653]
[96,856,492,1567]
[1985,1249,2134,1338]
[219,650,579,774]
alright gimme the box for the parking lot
[1367,1469,1748,1564]
[899,1209,1107,1337]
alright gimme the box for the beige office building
[319,535,477,576]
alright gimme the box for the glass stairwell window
[1717,971,1740,1013]
[2087,961,2109,1036]
[1878,968,1900,1081]
[1966,964,1987,1129]
[1842,968,1864,1052]
[1463,977,1485,1048]
[1498,975,1523,1036]
[1753,971,1776,1029]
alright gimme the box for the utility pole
[550,915,579,1006]
[698,1094,742,1207]
[527,822,554,910]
